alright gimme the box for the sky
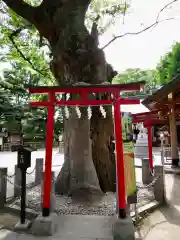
[100,0,180,72]
[121,101,148,113]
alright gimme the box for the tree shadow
[0,229,18,240]
[160,174,180,227]
[160,204,180,226]
[166,174,180,206]
[135,173,180,239]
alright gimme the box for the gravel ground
[25,186,115,216]
[12,183,155,216]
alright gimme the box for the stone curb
[164,168,180,174]
[131,201,162,224]
[4,204,38,220]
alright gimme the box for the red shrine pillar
[113,93,126,218]
[42,91,55,217]
[147,121,153,170]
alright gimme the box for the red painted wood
[113,93,126,213]
[30,101,51,107]
[117,98,140,105]
[30,98,140,107]
[42,91,55,212]
[147,123,153,169]
[132,110,160,117]
[132,118,165,124]
[27,83,142,94]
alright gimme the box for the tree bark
[2,0,38,25]
[91,106,116,193]
[55,109,100,194]
[52,41,116,194]
[47,3,117,193]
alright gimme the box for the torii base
[31,213,58,236]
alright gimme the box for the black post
[118,209,126,219]
[20,168,26,224]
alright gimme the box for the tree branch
[156,0,178,21]
[102,0,179,50]
[2,0,37,24]
[91,20,99,46]
[102,18,174,50]
[9,31,46,77]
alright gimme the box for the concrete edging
[131,201,162,224]
[5,201,161,227]
[164,167,180,175]
[4,204,38,220]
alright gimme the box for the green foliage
[0,65,63,142]
[113,68,159,95]
[0,88,12,120]
[156,42,180,84]
[0,1,54,84]
[115,42,180,91]
[0,66,28,135]
[23,107,63,141]
[86,0,130,34]
[0,1,64,141]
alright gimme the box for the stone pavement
[0,214,135,240]
[136,173,180,240]
[0,226,114,240]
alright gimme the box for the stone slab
[154,165,166,204]
[17,235,113,240]
[0,224,4,231]
[113,215,135,240]
[0,229,18,240]
[51,215,135,240]
[142,158,153,185]
[4,214,135,240]
[14,220,31,232]
[130,201,160,220]
[4,204,37,219]
[31,213,58,236]
[164,166,180,174]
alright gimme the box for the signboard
[121,112,137,203]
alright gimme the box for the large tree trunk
[91,106,116,193]
[49,8,116,194]
[55,103,116,194]
[55,109,100,194]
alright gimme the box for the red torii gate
[132,110,166,169]
[27,83,143,219]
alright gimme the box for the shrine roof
[142,74,180,110]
